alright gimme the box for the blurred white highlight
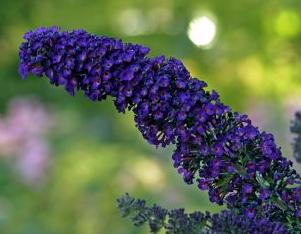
[187,16,216,47]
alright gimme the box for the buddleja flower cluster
[19,26,301,232]
[117,193,288,234]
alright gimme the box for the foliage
[117,193,288,234]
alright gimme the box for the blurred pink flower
[0,98,54,186]
[16,139,50,185]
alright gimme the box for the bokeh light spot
[132,158,165,188]
[187,16,216,48]
[275,10,300,38]
[118,8,148,36]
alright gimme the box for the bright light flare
[187,16,216,47]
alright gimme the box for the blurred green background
[0,0,301,233]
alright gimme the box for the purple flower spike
[19,27,301,228]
